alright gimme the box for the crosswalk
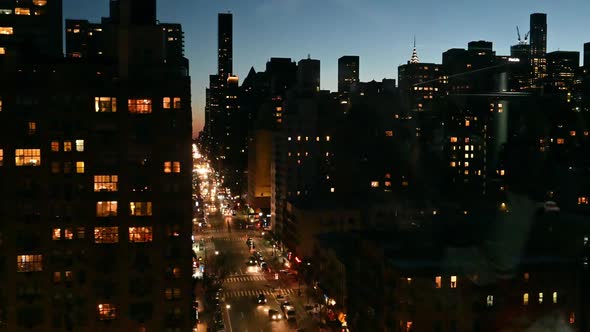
[222,288,295,299]
[223,275,266,283]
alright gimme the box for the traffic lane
[226,296,291,332]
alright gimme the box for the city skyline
[64,0,590,134]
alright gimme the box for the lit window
[94,175,118,192]
[0,149,2,166]
[385,130,393,137]
[0,98,2,111]
[52,228,61,240]
[450,161,456,167]
[75,140,84,152]
[465,145,470,151]
[33,0,48,5]
[523,293,529,305]
[76,161,85,173]
[0,47,4,55]
[173,97,181,109]
[450,276,457,288]
[64,141,72,152]
[450,137,458,143]
[384,181,392,187]
[51,141,59,152]
[94,227,119,243]
[98,304,117,320]
[330,187,335,193]
[465,153,469,159]
[499,170,505,176]
[62,228,73,240]
[538,292,543,304]
[95,97,117,112]
[435,276,441,289]
[173,161,180,173]
[0,9,12,15]
[465,120,470,127]
[371,181,379,188]
[486,295,494,307]
[557,138,565,145]
[578,197,588,205]
[326,136,331,142]
[15,7,31,15]
[130,202,152,216]
[464,162,470,167]
[163,97,171,109]
[553,292,557,304]
[27,121,36,135]
[297,136,301,141]
[65,270,73,281]
[0,27,13,35]
[96,201,117,217]
[51,161,60,173]
[165,288,182,300]
[16,254,42,272]
[128,99,152,113]
[77,227,85,239]
[53,272,61,283]
[570,312,575,324]
[129,227,153,243]
[164,161,172,173]
[15,149,41,166]
[570,131,576,137]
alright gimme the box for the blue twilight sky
[63,0,590,135]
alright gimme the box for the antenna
[413,35,416,48]
[516,26,521,42]
[307,54,311,59]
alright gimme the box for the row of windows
[51,161,85,173]
[95,97,182,113]
[95,226,153,243]
[51,140,84,152]
[96,201,152,217]
[288,136,331,142]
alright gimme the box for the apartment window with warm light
[0,47,4,55]
[0,27,13,35]
[53,272,61,283]
[27,121,36,135]
[173,161,180,173]
[450,137,458,143]
[165,288,182,300]
[128,99,152,113]
[16,254,42,272]
[164,161,172,173]
[15,149,41,166]
[94,227,119,243]
[0,10,11,15]
[450,276,457,288]
[578,197,588,205]
[538,292,543,304]
[129,227,153,242]
[385,130,393,137]
[98,304,117,320]
[465,120,470,127]
[0,149,2,166]
[64,141,72,152]
[51,141,59,152]
[557,138,565,145]
[94,175,118,192]
[523,293,529,305]
[96,201,117,217]
[570,312,575,324]
[15,8,31,15]
[384,181,392,187]
[553,292,558,304]
[0,98,2,111]
[330,187,335,193]
[75,140,84,152]
[486,295,494,307]
[95,97,117,112]
[371,181,379,188]
[130,202,152,216]
[450,161,456,167]
[65,228,73,240]
[524,272,530,281]
[52,228,61,240]
[33,0,48,5]
[163,97,171,109]
[435,276,441,288]
[173,97,181,109]
[326,136,331,141]
[570,131,576,136]
[76,161,84,173]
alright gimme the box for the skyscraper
[584,42,590,68]
[297,57,321,91]
[338,56,359,93]
[0,0,193,330]
[218,13,233,81]
[530,13,547,88]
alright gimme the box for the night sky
[63,0,590,135]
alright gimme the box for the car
[284,306,296,320]
[257,294,267,304]
[214,311,223,323]
[247,259,257,266]
[269,309,282,320]
[280,301,291,311]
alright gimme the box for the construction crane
[516,26,530,45]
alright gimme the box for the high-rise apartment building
[338,56,359,93]
[0,0,193,330]
[0,0,63,58]
[584,42,590,68]
[218,13,233,82]
[530,13,548,88]
[546,51,580,101]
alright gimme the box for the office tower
[530,13,547,88]
[297,57,321,91]
[338,56,360,93]
[546,51,579,100]
[161,23,186,64]
[584,42,590,68]
[108,0,156,25]
[65,19,106,59]
[0,0,63,58]
[443,41,498,93]
[399,44,445,112]
[218,13,233,81]
[0,0,193,330]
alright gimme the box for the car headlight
[272,315,276,319]
[278,314,282,319]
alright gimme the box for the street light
[272,244,276,256]
[226,304,231,309]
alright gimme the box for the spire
[410,36,419,64]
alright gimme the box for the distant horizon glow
[63,0,590,136]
